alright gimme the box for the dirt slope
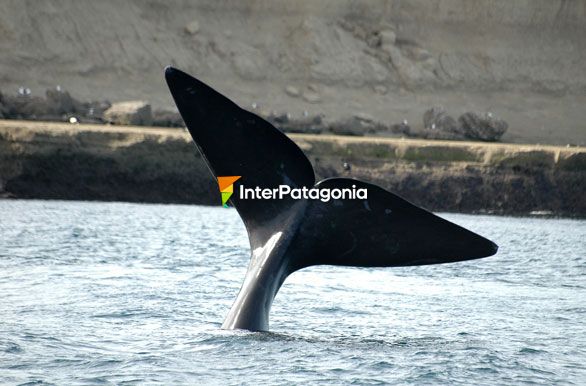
[0,0,585,145]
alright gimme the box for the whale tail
[165,66,498,331]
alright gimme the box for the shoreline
[2,197,582,221]
[1,120,584,217]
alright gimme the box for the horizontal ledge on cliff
[1,119,584,169]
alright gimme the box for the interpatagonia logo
[240,184,367,202]
[217,176,241,207]
[218,175,367,207]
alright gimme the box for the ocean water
[0,200,584,385]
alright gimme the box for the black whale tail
[165,66,498,331]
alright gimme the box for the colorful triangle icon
[217,176,241,207]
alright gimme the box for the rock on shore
[103,101,153,126]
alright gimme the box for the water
[0,200,585,385]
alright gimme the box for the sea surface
[0,200,584,385]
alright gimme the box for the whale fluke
[165,66,498,332]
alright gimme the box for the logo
[218,175,367,207]
[217,176,241,207]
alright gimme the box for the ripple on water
[0,200,585,385]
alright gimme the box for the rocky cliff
[1,120,584,217]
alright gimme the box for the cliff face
[0,0,585,145]
[1,121,584,217]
